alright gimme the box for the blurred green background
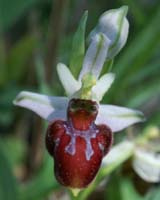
[0,0,160,200]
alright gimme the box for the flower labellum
[46,99,112,188]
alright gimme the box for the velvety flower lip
[43,97,114,189]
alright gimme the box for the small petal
[13,91,68,121]
[57,63,81,96]
[89,6,129,59]
[96,104,145,132]
[92,73,115,101]
[133,149,160,182]
[79,33,111,80]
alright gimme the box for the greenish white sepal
[57,63,81,97]
[89,6,129,59]
[133,149,160,183]
[96,104,145,132]
[92,72,115,101]
[13,91,68,121]
[79,33,111,80]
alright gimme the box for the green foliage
[0,35,38,87]
[19,154,59,200]
[69,11,88,78]
[107,175,143,200]
[7,35,38,81]
[0,85,21,126]
[0,137,26,167]
[0,0,41,31]
[0,35,38,126]
[101,59,114,75]
[127,79,160,107]
[0,143,18,200]
[145,187,160,200]
[120,0,146,26]
[0,37,6,85]
[119,178,142,200]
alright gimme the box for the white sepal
[92,73,115,101]
[133,149,160,183]
[57,63,81,97]
[13,91,68,121]
[79,33,111,80]
[96,104,145,132]
[89,6,129,59]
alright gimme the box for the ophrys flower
[13,6,145,190]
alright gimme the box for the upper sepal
[79,33,111,80]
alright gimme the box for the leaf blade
[69,11,88,78]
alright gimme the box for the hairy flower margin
[13,6,145,191]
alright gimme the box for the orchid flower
[13,6,145,191]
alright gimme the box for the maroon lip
[45,98,113,188]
